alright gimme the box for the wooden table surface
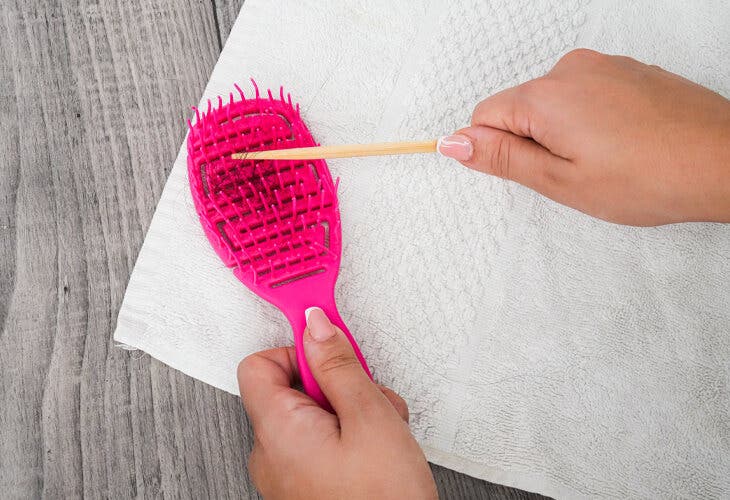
[0,1,545,498]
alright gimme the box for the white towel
[114,0,730,497]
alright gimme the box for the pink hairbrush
[186,81,371,410]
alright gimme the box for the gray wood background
[0,1,545,498]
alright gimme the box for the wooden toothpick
[231,140,438,160]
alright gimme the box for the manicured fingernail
[437,134,473,161]
[304,307,336,342]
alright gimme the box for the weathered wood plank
[213,0,246,46]
[0,0,542,498]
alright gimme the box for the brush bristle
[187,82,340,287]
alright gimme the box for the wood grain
[0,0,544,498]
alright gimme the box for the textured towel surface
[115,0,730,497]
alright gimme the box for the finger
[439,125,572,197]
[303,307,394,424]
[549,48,606,75]
[378,385,409,423]
[237,346,315,430]
[470,81,544,140]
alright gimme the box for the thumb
[303,307,390,422]
[437,127,570,195]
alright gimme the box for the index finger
[237,346,314,430]
[471,80,551,145]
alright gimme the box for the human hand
[237,307,437,500]
[437,49,730,226]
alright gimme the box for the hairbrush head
[187,81,340,290]
[186,80,370,409]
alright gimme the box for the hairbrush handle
[285,298,372,412]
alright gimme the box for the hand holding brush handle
[238,307,437,500]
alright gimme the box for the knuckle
[237,353,266,383]
[471,84,528,126]
[266,388,288,408]
[562,48,602,63]
[270,388,302,414]
[608,54,639,69]
[538,160,573,194]
[540,165,564,189]
[237,354,257,378]
[487,134,513,179]
[616,54,637,63]
[316,351,360,376]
